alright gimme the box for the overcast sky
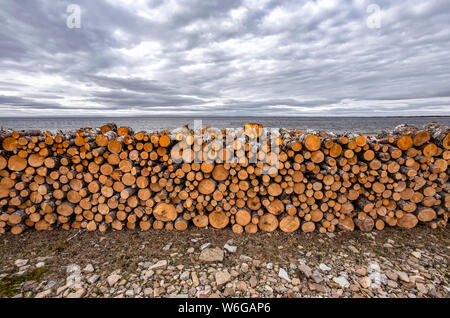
[0,0,450,117]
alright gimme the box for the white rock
[87,274,100,284]
[107,274,122,287]
[368,262,380,273]
[187,247,195,254]
[319,263,331,271]
[224,243,237,253]
[266,263,273,270]
[36,262,45,268]
[333,276,350,288]
[83,264,95,273]
[148,260,168,270]
[163,243,172,251]
[411,251,421,259]
[125,289,135,297]
[278,268,291,282]
[200,243,211,250]
[15,259,28,267]
[239,255,253,261]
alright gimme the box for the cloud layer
[1,0,450,116]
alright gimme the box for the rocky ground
[0,226,449,298]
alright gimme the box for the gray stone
[333,276,350,288]
[368,262,380,273]
[278,268,291,282]
[187,247,195,254]
[163,243,172,251]
[224,243,237,253]
[312,271,324,284]
[36,262,45,268]
[266,263,273,270]
[319,263,331,271]
[200,243,211,250]
[239,255,253,262]
[125,289,135,297]
[199,248,224,262]
[87,274,100,284]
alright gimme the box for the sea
[0,117,449,135]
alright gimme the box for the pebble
[411,251,421,259]
[385,270,398,281]
[15,259,28,267]
[125,289,135,297]
[107,274,122,287]
[397,271,410,283]
[36,262,45,268]
[235,281,247,292]
[224,243,237,253]
[87,274,100,284]
[298,264,312,278]
[278,268,291,282]
[333,276,350,288]
[348,245,359,253]
[249,276,258,288]
[187,247,194,254]
[83,264,95,273]
[319,263,331,271]
[368,262,381,273]
[199,248,224,262]
[163,243,172,251]
[144,288,153,297]
[215,271,231,286]
[180,271,190,281]
[312,271,324,284]
[239,255,253,262]
[356,268,367,276]
[359,276,371,289]
[200,243,211,250]
[266,263,273,270]
[148,260,168,270]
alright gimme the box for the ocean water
[0,117,449,135]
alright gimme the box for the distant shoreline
[1,115,450,119]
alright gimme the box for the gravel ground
[0,227,449,298]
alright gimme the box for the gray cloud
[0,0,449,117]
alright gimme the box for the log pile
[0,122,448,235]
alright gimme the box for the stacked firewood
[0,122,448,234]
